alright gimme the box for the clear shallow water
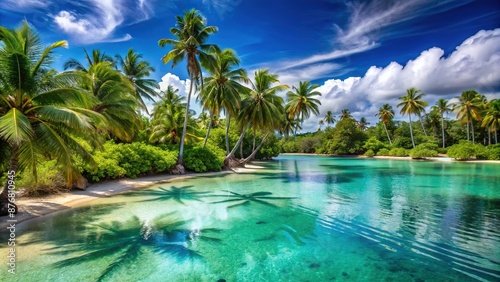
[1,156,500,282]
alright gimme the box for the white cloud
[299,28,500,133]
[0,0,47,10]
[152,73,203,116]
[51,0,153,44]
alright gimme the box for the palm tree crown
[454,90,482,143]
[376,103,394,144]
[397,87,428,147]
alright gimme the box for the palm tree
[375,104,394,144]
[318,120,324,131]
[432,99,452,148]
[64,49,115,71]
[0,21,97,213]
[115,48,159,113]
[74,62,141,141]
[482,99,500,144]
[454,90,482,143]
[199,48,248,149]
[285,81,322,138]
[357,117,370,130]
[226,69,287,164]
[149,86,200,144]
[324,110,336,127]
[158,9,219,167]
[397,87,428,148]
[280,116,300,139]
[340,109,352,120]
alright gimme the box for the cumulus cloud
[299,28,500,133]
[150,73,202,116]
[51,0,153,44]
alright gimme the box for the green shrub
[389,147,408,157]
[17,160,67,196]
[474,144,488,160]
[446,141,476,160]
[377,148,390,156]
[364,149,375,157]
[410,143,438,159]
[363,137,388,154]
[84,142,177,181]
[184,145,224,172]
[437,147,448,154]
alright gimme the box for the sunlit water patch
[1,156,499,281]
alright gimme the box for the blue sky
[1,0,500,132]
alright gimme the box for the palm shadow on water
[211,190,296,208]
[124,185,210,204]
[47,213,222,282]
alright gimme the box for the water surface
[1,156,499,281]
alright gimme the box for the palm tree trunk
[225,116,231,154]
[466,119,470,141]
[178,76,194,166]
[409,115,415,148]
[471,120,475,144]
[226,122,250,160]
[239,138,244,159]
[441,114,445,148]
[383,122,392,145]
[241,133,270,164]
[418,114,428,136]
[495,127,498,144]
[252,129,256,152]
[488,128,491,146]
[1,147,19,216]
[202,113,213,148]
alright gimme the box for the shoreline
[1,170,237,229]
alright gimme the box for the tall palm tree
[318,120,324,131]
[340,109,352,120]
[454,90,482,143]
[0,22,98,213]
[63,49,115,71]
[397,87,428,148]
[158,9,219,167]
[375,103,394,144]
[432,99,452,148]
[226,69,287,163]
[482,99,500,144]
[324,110,336,128]
[357,117,370,130]
[285,81,322,138]
[115,48,159,112]
[199,48,248,149]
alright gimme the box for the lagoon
[1,155,499,281]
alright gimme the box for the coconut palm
[74,62,141,141]
[158,9,219,167]
[318,120,324,131]
[199,48,249,149]
[280,116,300,139]
[432,99,452,148]
[285,81,322,138]
[226,69,288,164]
[149,86,200,144]
[454,90,482,143]
[482,99,500,144]
[0,22,98,214]
[357,117,370,130]
[63,49,115,71]
[324,110,336,127]
[340,109,352,120]
[375,104,394,144]
[115,48,159,112]
[397,87,428,148]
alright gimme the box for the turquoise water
[1,156,500,281]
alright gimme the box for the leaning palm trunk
[203,114,213,148]
[226,122,250,160]
[239,138,244,159]
[409,115,416,148]
[178,75,194,165]
[383,122,392,145]
[241,133,269,164]
[0,147,18,216]
[225,116,231,154]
